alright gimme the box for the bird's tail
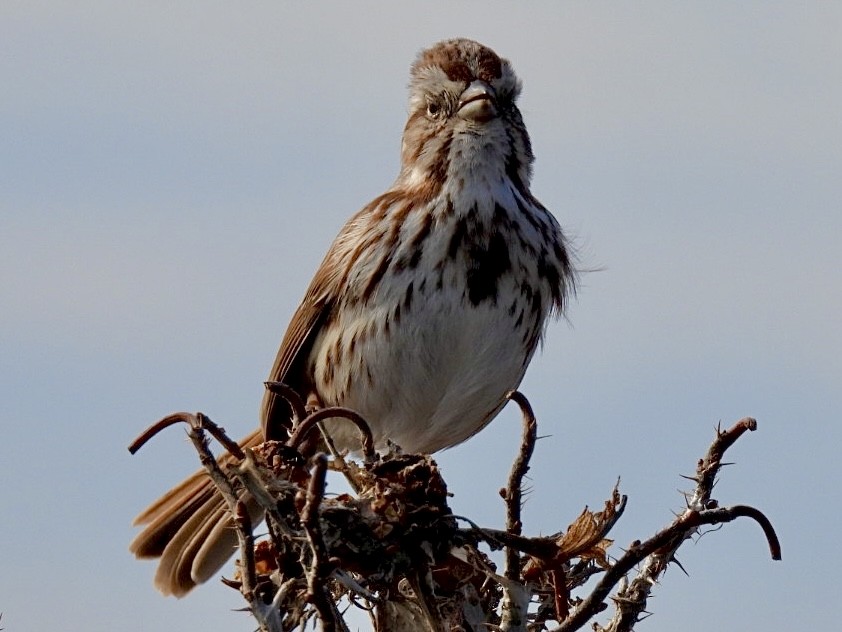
[129,428,264,597]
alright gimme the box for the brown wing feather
[259,195,392,439]
[132,192,394,596]
[259,293,330,439]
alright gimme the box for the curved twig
[264,381,307,426]
[554,418,777,632]
[693,504,781,560]
[503,390,538,580]
[286,407,376,462]
[128,412,196,454]
[128,411,245,460]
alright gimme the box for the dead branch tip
[264,381,307,424]
[128,412,196,454]
[702,504,782,561]
[128,411,245,461]
[503,389,538,582]
[286,407,376,462]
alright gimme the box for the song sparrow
[131,38,574,596]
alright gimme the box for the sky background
[2,2,840,630]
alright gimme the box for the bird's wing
[259,289,330,439]
[259,194,393,439]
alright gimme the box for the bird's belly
[311,287,539,453]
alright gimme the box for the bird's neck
[399,129,529,210]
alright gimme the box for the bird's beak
[457,80,497,123]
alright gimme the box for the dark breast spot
[447,214,468,259]
[466,231,511,305]
[404,281,414,310]
[361,253,392,302]
[407,212,433,268]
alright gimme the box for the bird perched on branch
[131,37,575,597]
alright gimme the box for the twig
[287,406,376,462]
[503,390,537,579]
[181,419,245,574]
[128,411,245,460]
[692,417,756,508]
[179,416,280,628]
[195,412,247,459]
[128,412,195,454]
[264,381,307,426]
[463,526,560,558]
[500,391,538,632]
[234,501,258,601]
[685,504,781,560]
[554,418,779,632]
[155,413,284,631]
[301,454,340,632]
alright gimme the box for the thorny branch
[130,392,779,632]
[301,454,342,632]
[561,418,780,632]
[499,391,539,631]
[181,412,277,629]
[504,390,538,577]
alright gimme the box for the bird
[130,37,575,597]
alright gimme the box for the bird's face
[399,39,535,197]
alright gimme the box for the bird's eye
[426,100,441,118]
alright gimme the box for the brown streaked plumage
[131,38,575,597]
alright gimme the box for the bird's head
[399,39,534,199]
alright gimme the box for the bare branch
[128,411,245,460]
[690,504,781,561]
[128,412,195,454]
[503,390,538,578]
[560,417,778,632]
[194,412,247,460]
[692,417,757,508]
[286,406,376,462]
[264,381,307,426]
[177,414,285,631]
[234,501,258,601]
[131,400,778,632]
[498,391,539,632]
[301,454,341,632]
[463,525,560,558]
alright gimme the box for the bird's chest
[307,199,554,450]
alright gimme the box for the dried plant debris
[130,391,780,632]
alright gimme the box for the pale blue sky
[1,2,839,630]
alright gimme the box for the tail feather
[132,466,214,528]
[130,475,216,559]
[193,494,265,586]
[130,429,264,597]
[156,495,226,596]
